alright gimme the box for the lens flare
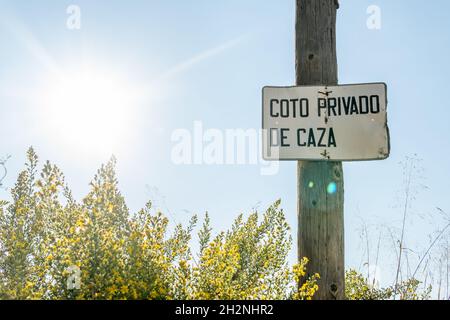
[327,182,337,194]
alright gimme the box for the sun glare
[39,68,138,155]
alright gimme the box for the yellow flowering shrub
[0,148,318,300]
[345,269,431,300]
[292,258,320,300]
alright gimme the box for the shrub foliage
[0,149,432,300]
[0,148,318,300]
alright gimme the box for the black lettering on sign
[370,95,380,113]
[350,96,359,115]
[359,96,369,114]
[318,98,326,117]
[280,100,289,118]
[290,99,299,118]
[317,128,327,147]
[297,128,306,147]
[327,98,337,116]
[342,97,351,114]
[280,128,290,147]
[270,99,279,117]
[299,98,309,117]
[270,99,310,118]
[307,128,316,147]
[328,127,337,147]
[316,95,383,117]
[295,128,338,148]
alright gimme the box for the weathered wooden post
[295,0,344,300]
[262,0,389,301]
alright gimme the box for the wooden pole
[296,0,345,300]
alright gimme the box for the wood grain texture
[296,0,345,300]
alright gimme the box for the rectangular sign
[262,83,390,161]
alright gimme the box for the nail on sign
[262,83,390,161]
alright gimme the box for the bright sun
[39,68,138,155]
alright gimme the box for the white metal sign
[262,83,390,161]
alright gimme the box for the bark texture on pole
[296,0,345,300]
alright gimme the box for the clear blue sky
[0,0,449,292]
